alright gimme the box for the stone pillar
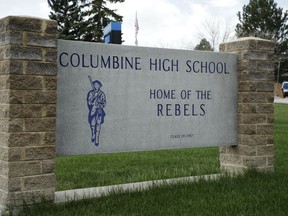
[219,37,275,173]
[0,16,57,210]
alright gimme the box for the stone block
[238,81,256,92]
[43,105,56,117]
[239,92,269,103]
[238,124,256,135]
[0,191,8,206]
[0,118,24,132]
[242,50,273,61]
[257,61,274,71]
[9,161,42,177]
[266,113,274,124]
[43,76,57,90]
[0,175,8,191]
[267,155,274,166]
[23,90,56,104]
[219,42,225,52]
[0,146,8,161]
[257,125,274,135]
[1,90,24,104]
[7,75,43,90]
[0,104,9,118]
[26,33,57,48]
[220,154,242,165]
[0,75,9,89]
[23,174,55,191]
[44,49,57,62]
[25,118,56,132]
[256,39,275,51]
[0,60,23,74]
[22,188,55,204]
[43,132,56,145]
[256,104,273,113]
[7,177,21,192]
[0,46,42,61]
[44,20,58,35]
[0,31,22,46]
[0,90,10,103]
[25,146,55,160]
[242,156,267,167]
[239,71,269,81]
[42,160,55,174]
[226,145,257,156]
[4,191,22,206]
[256,82,274,92]
[26,61,57,76]
[8,132,42,147]
[219,146,227,154]
[0,161,8,176]
[257,145,274,156]
[0,132,9,147]
[267,134,274,144]
[238,104,257,114]
[222,38,257,52]
[266,93,274,103]
[237,60,257,71]
[7,147,24,161]
[0,16,42,33]
[241,135,268,146]
[239,114,267,124]
[9,104,43,118]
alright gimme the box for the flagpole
[135,11,139,46]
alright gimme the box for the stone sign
[56,40,237,155]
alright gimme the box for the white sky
[0,0,287,49]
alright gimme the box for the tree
[197,17,235,51]
[81,0,124,42]
[236,0,288,55]
[194,38,213,51]
[236,0,288,82]
[48,0,124,42]
[48,0,84,40]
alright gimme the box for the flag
[135,11,139,46]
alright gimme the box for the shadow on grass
[18,170,288,216]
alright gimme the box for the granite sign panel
[56,40,237,155]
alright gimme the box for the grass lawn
[56,147,219,191]
[12,103,288,216]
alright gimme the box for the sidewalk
[274,96,288,104]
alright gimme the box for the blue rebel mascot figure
[87,76,106,146]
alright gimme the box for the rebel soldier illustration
[87,76,106,146]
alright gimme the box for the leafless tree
[196,17,235,51]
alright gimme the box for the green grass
[11,103,288,216]
[20,172,288,216]
[274,103,288,175]
[56,147,219,191]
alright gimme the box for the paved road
[274,96,288,104]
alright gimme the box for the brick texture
[219,37,274,173]
[0,16,57,208]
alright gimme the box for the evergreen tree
[236,0,288,82]
[236,0,288,55]
[48,0,124,42]
[194,38,213,51]
[82,0,124,42]
[48,0,83,40]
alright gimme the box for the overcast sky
[0,0,287,49]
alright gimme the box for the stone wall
[0,16,57,209]
[219,37,275,173]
